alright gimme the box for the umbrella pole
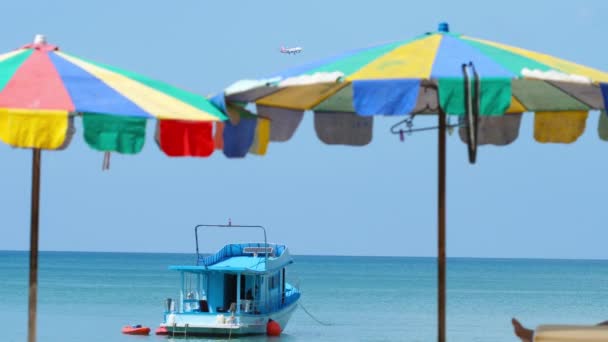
[28,148,41,342]
[438,109,446,342]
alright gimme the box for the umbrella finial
[438,22,449,33]
[33,34,47,44]
[24,34,58,51]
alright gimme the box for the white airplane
[280,46,303,54]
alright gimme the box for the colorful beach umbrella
[221,22,608,150]
[218,23,608,342]
[0,35,232,342]
[0,35,228,156]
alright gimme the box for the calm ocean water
[1,251,608,342]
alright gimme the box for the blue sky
[1,0,607,258]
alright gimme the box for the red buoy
[121,325,150,335]
[266,319,281,336]
[155,326,169,335]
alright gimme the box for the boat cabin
[167,243,298,316]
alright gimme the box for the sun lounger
[534,324,608,341]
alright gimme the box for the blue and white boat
[160,223,301,336]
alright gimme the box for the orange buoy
[121,325,150,335]
[266,319,281,336]
[155,326,169,335]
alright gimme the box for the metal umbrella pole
[28,148,41,342]
[437,109,446,342]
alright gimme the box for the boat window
[187,273,203,295]
[182,272,205,312]
[269,272,280,290]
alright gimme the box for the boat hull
[161,301,298,336]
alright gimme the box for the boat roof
[170,256,284,273]
[169,243,293,274]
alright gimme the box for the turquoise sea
[1,251,608,342]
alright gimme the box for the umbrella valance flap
[249,116,271,156]
[83,113,146,154]
[599,111,608,141]
[0,109,69,149]
[437,77,512,115]
[314,111,373,146]
[352,79,420,115]
[222,117,256,158]
[155,119,215,157]
[212,102,271,158]
[534,111,588,144]
[458,113,522,146]
[256,105,303,142]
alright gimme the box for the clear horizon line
[2,249,608,262]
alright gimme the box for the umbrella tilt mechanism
[390,115,463,141]
[390,62,480,164]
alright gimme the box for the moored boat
[121,325,150,335]
[159,223,301,336]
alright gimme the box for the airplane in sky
[280,46,303,54]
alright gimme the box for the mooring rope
[298,301,332,326]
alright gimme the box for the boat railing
[197,242,283,267]
[194,223,269,266]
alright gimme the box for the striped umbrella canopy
[221,22,608,152]
[0,35,228,158]
[218,23,608,342]
[1,35,233,342]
